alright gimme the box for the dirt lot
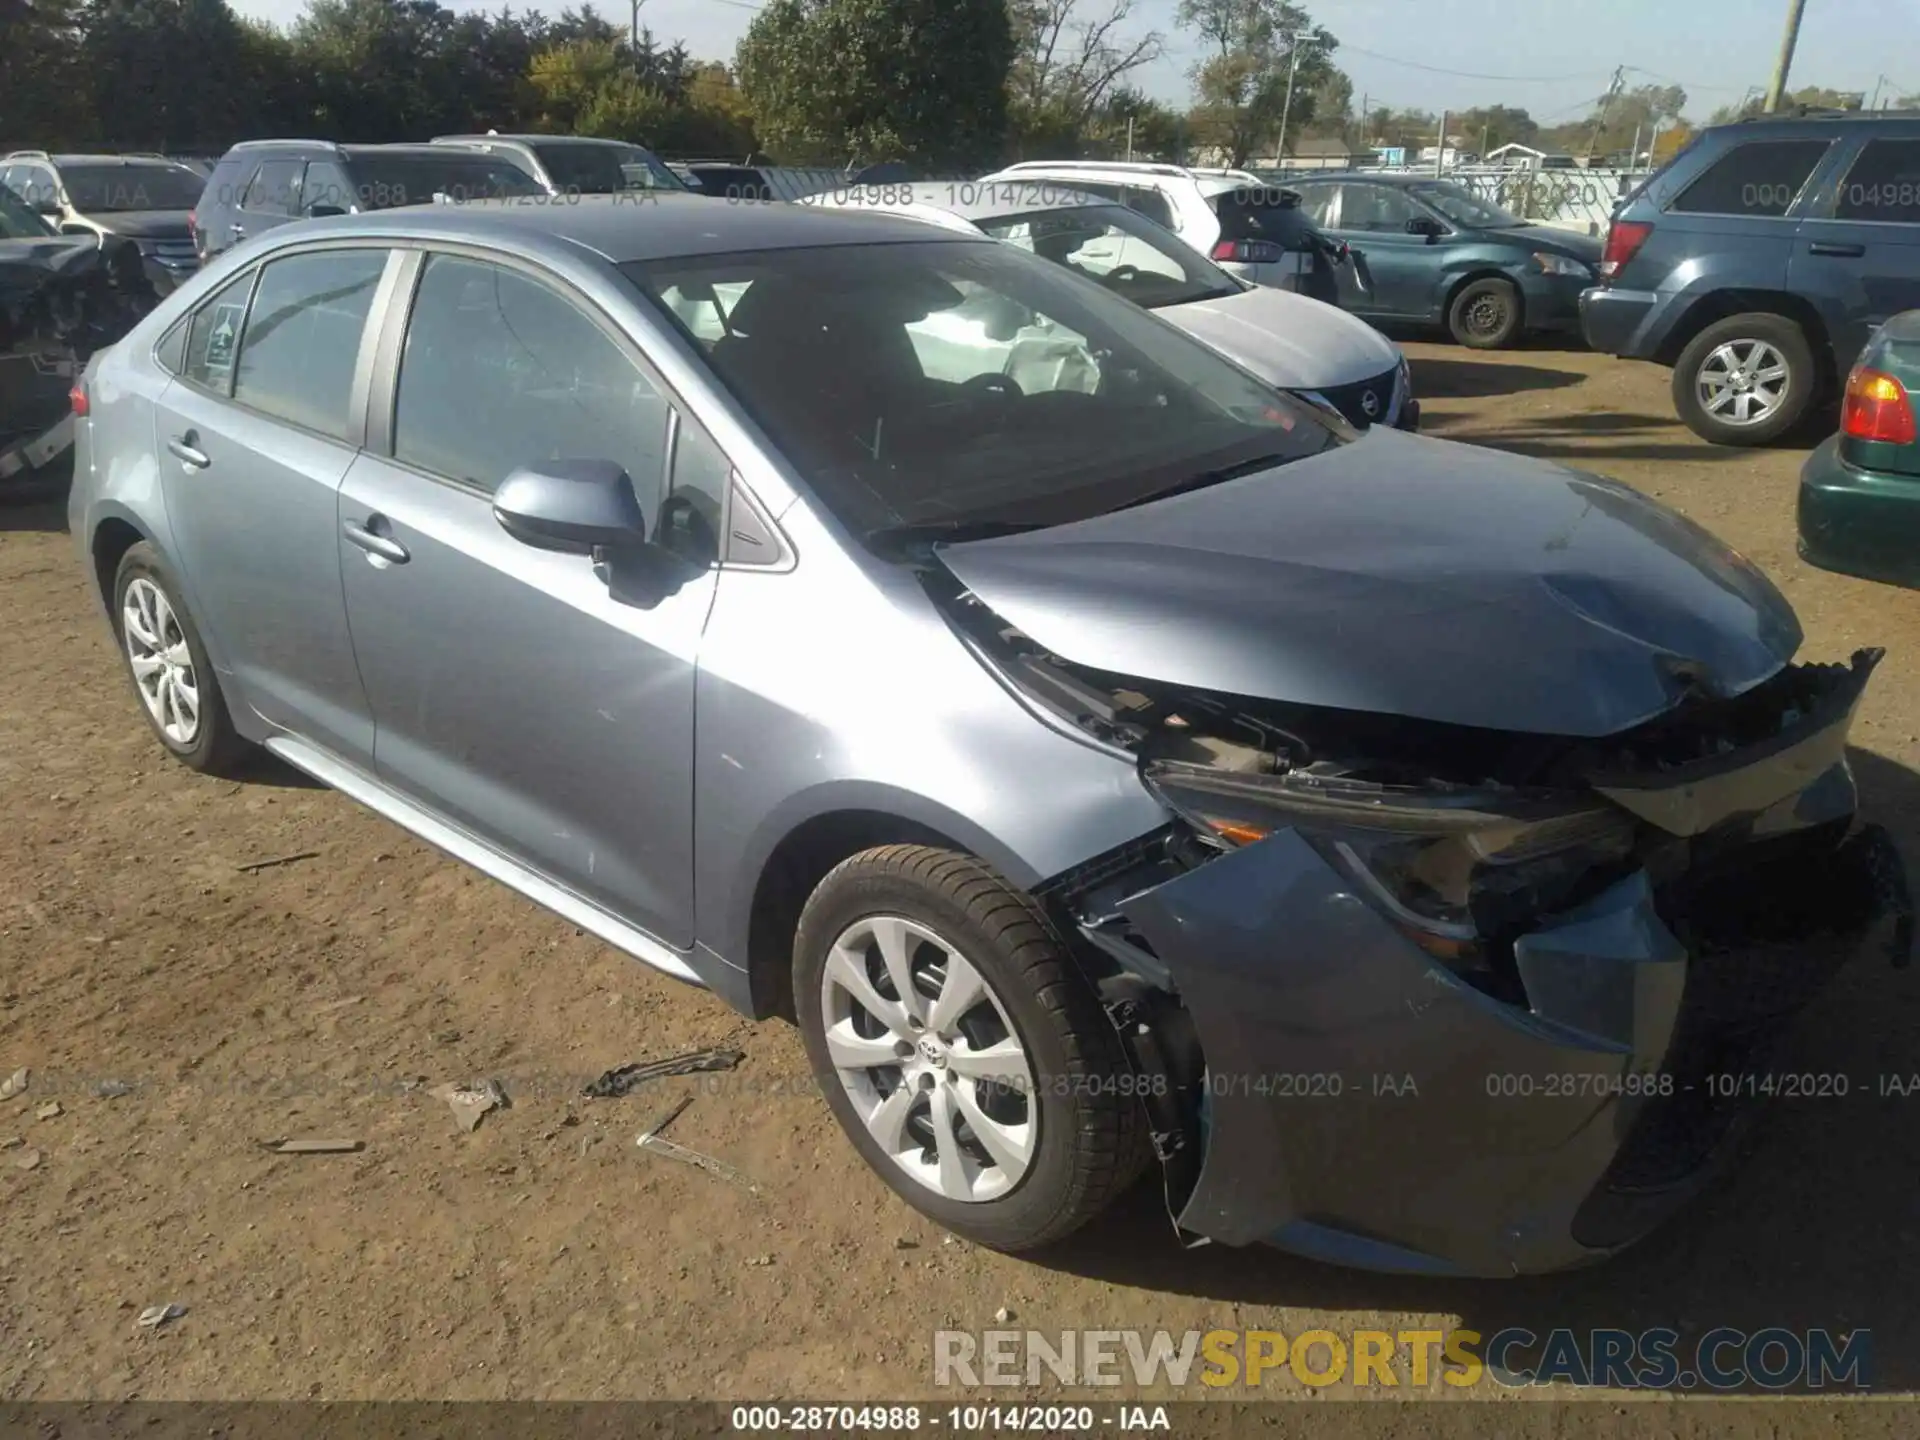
[3,339,1920,1404]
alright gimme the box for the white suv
[974,161,1332,295]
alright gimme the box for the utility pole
[1360,92,1369,148]
[1274,30,1314,171]
[1585,66,1626,163]
[1126,116,1135,161]
[1435,109,1448,175]
[630,0,645,79]
[1762,0,1807,112]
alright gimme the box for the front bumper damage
[1055,650,1910,1277]
[0,236,156,493]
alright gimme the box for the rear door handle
[166,435,210,469]
[1808,241,1866,257]
[230,223,247,239]
[343,519,410,565]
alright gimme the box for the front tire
[1447,276,1524,349]
[794,845,1149,1251]
[1671,312,1814,446]
[112,542,250,774]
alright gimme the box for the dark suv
[0,151,204,293]
[1582,112,1920,445]
[195,141,544,263]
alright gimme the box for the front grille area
[1319,366,1397,428]
[1570,823,1905,1248]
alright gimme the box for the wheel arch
[735,791,1050,1022]
[1654,289,1836,392]
[89,510,152,617]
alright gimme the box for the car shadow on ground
[1408,357,1587,401]
[1420,410,1771,466]
[1035,746,1920,1394]
[0,492,70,533]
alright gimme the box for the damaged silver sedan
[71,200,1910,1276]
[1,183,157,495]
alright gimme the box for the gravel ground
[2,338,1918,1404]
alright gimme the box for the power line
[1334,43,1610,84]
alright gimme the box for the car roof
[40,154,191,168]
[264,191,983,263]
[438,134,644,147]
[807,181,1110,225]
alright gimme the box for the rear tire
[794,845,1149,1251]
[1447,276,1524,349]
[112,542,250,775]
[1671,312,1815,447]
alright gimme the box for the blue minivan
[1582,112,1920,446]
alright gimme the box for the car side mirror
[493,459,647,555]
[1405,217,1445,242]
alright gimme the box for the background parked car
[0,150,203,294]
[975,160,1346,298]
[668,161,850,202]
[1287,171,1601,349]
[194,140,545,262]
[431,133,687,195]
[1799,312,1920,586]
[1583,111,1920,446]
[803,182,1415,431]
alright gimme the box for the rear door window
[182,271,257,392]
[241,159,302,216]
[1669,138,1832,218]
[1835,139,1920,224]
[1121,185,1176,230]
[231,249,387,439]
[1334,183,1419,232]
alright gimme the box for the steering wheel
[960,373,1023,403]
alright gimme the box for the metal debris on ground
[582,1047,745,1099]
[135,1303,186,1329]
[259,1138,365,1155]
[93,1079,134,1098]
[236,850,321,874]
[35,1101,61,1120]
[634,1096,758,1192]
[14,1148,42,1171]
[0,1068,28,1101]
[432,1078,508,1133]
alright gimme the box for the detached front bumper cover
[1112,651,1910,1277]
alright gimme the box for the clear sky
[225,0,1920,124]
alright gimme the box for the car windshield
[531,141,685,193]
[346,155,544,208]
[0,184,56,238]
[976,203,1242,309]
[625,239,1340,546]
[59,163,204,212]
[1405,181,1524,229]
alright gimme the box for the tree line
[4,0,1911,171]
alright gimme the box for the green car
[1798,311,1920,588]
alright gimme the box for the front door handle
[343,519,410,565]
[166,434,210,469]
[230,223,247,239]
[1808,241,1866,258]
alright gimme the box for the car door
[336,249,720,947]
[231,157,302,249]
[1791,135,1920,371]
[151,245,392,763]
[1315,182,1438,317]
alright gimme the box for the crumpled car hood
[1157,284,1399,391]
[1,235,156,449]
[934,429,1802,738]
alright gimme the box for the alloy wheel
[122,577,200,746]
[819,914,1037,1203]
[1696,339,1790,427]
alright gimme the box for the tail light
[1598,219,1653,281]
[1212,239,1283,266]
[1842,366,1918,445]
[70,382,90,418]
[186,210,197,240]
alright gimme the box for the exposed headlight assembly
[1533,251,1593,278]
[1142,761,1637,990]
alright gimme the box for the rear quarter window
[1669,138,1833,218]
[1835,138,1920,224]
